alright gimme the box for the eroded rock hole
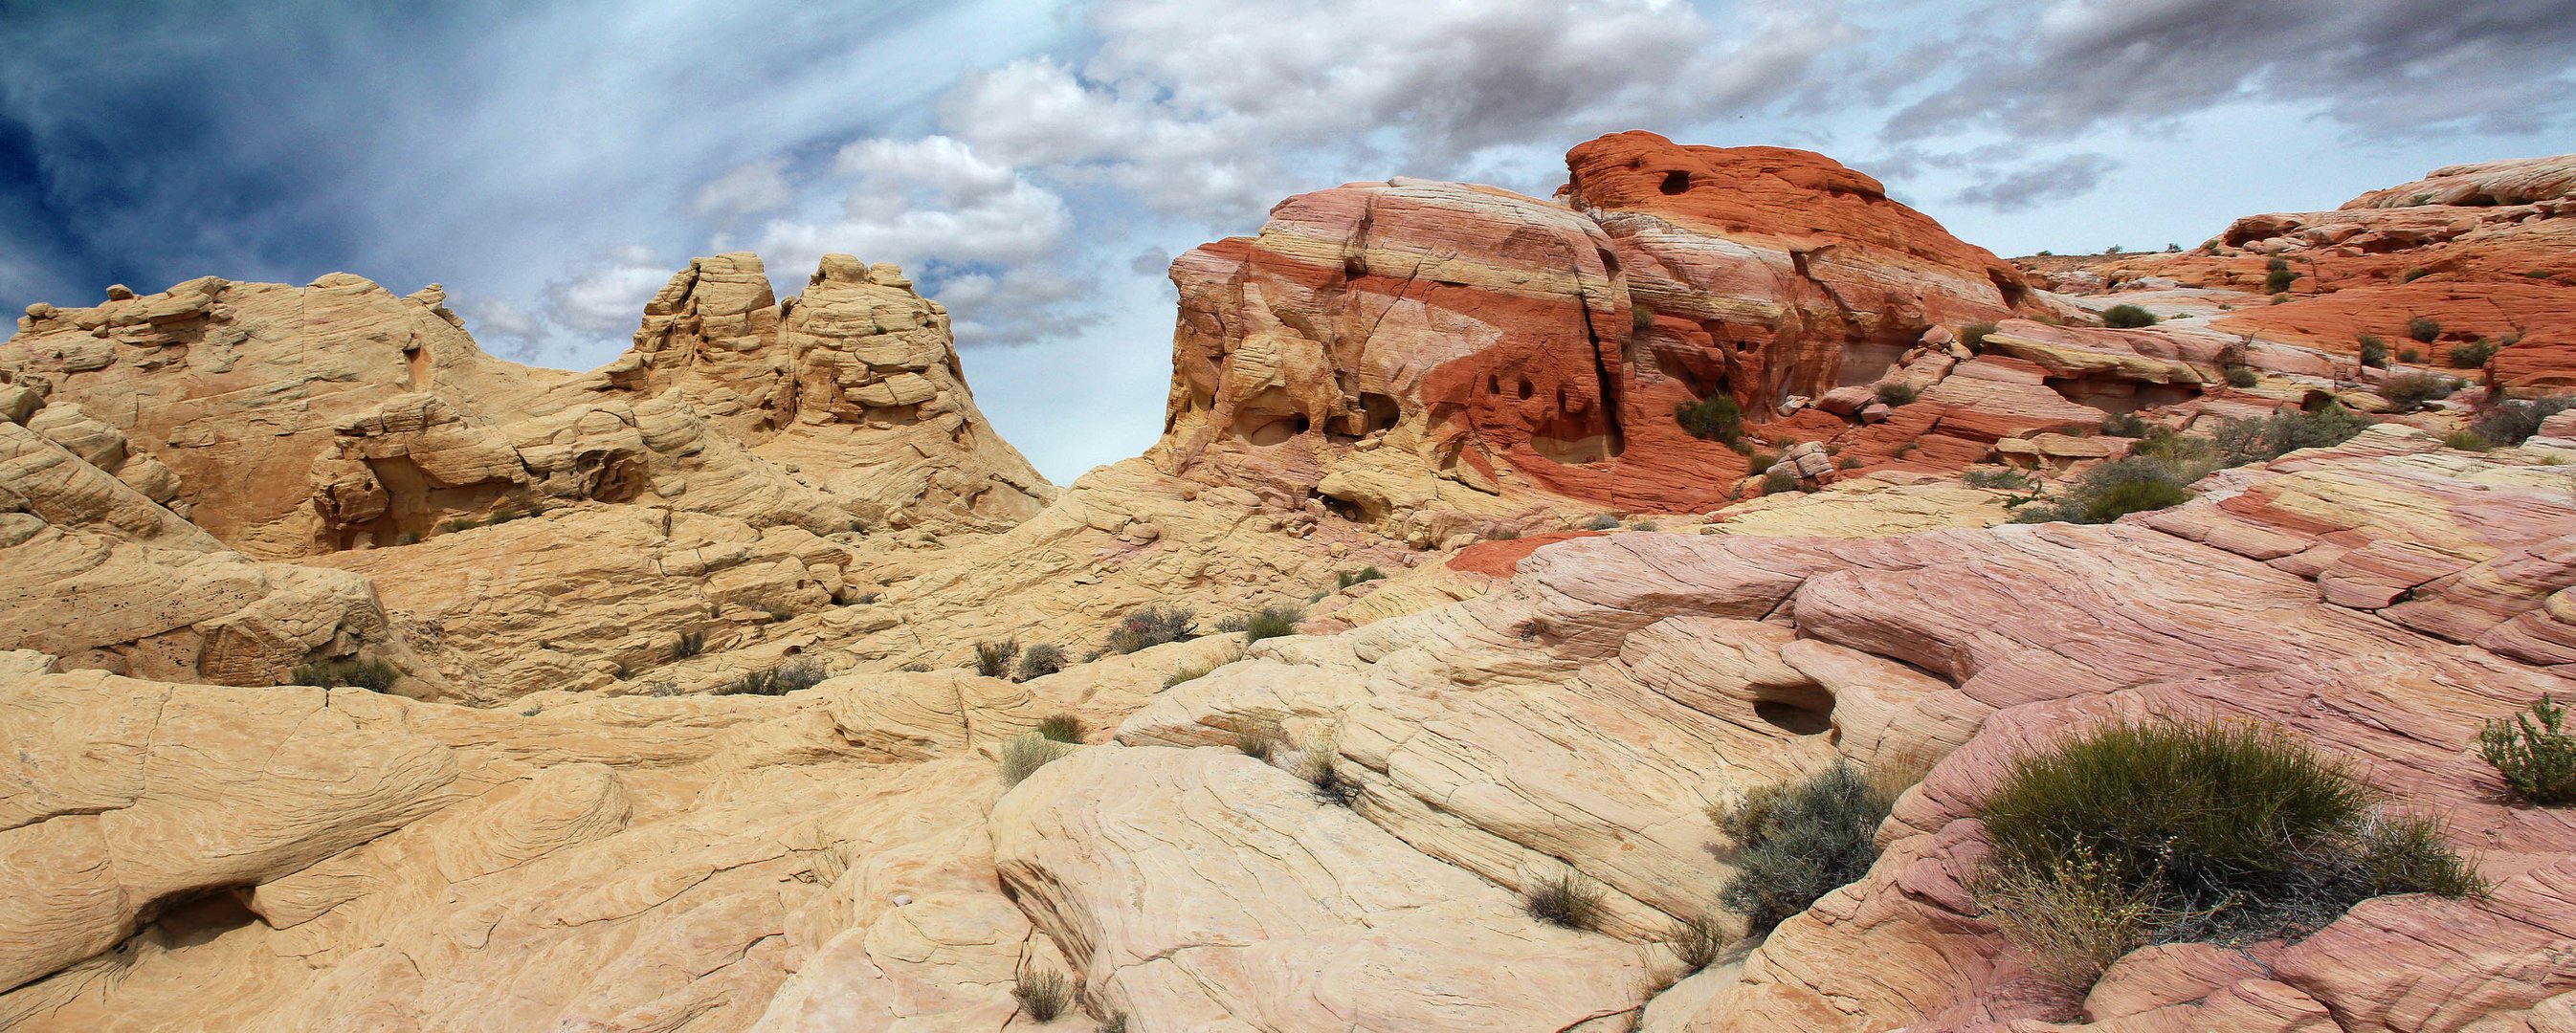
[1659,170,1692,195]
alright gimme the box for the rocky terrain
[1,135,2571,1031]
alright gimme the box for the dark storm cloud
[1888,0,2576,142]
[1948,152,2121,212]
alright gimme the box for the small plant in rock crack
[1523,871,1606,931]
[1011,968,1072,1022]
[1300,750,1362,806]
[1233,718,1288,761]
[1105,606,1197,654]
[671,630,706,660]
[1666,913,1731,974]
[1336,566,1386,590]
[290,656,400,692]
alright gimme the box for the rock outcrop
[5,139,2574,1033]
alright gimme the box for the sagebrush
[1714,763,1893,932]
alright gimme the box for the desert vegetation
[1105,606,1197,654]
[1713,763,1894,933]
[1975,720,2482,988]
[2480,695,2574,805]
[2101,304,2158,328]
[717,658,826,696]
[1674,392,1743,443]
[290,656,399,692]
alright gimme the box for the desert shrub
[2443,429,2496,451]
[1580,514,1622,531]
[1015,643,1067,681]
[2399,346,2422,363]
[2470,395,2576,445]
[1761,469,1801,495]
[973,640,1020,678]
[1162,662,1215,688]
[2381,372,2456,410]
[2215,405,2370,467]
[761,602,793,622]
[2450,339,2498,368]
[1235,604,1304,645]
[1675,393,1743,443]
[1874,382,1918,406]
[1487,526,1522,540]
[1034,713,1086,744]
[1965,467,2036,490]
[1105,606,1197,654]
[1012,968,1072,1022]
[1336,566,1386,590]
[1837,456,1862,471]
[1714,763,1893,933]
[1233,718,1287,760]
[2010,456,2195,524]
[672,630,706,660]
[2480,694,2575,805]
[1666,914,1730,974]
[2102,304,2158,328]
[291,656,399,692]
[2403,266,2432,282]
[2100,412,2151,438]
[2223,366,2259,387]
[1961,321,2000,348]
[1977,720,2484,986]
[1524,872,1606,931]
[721,658,826,696]
[2357,334,2388,368]
[999,733,1077,787]
[2265,258,2297,294]
[1301,751,1362,806]
[2409,316,2442,343]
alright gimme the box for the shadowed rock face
[1153,132,2037,518]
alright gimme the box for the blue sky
[6,0,2573,480]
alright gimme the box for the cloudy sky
[6,0,2573,480]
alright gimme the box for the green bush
[2265,259,2297,294]
[1012,968,1072,1022]
[291,656,399,692]
[1960,321,2000,348]
[1761,469,1801,495]
[2224,366,2260,388]
[974,640,1020,678]
[2479,694,2575,805]
[2215,405,2370,467]
[1875,382,1919,406]
[672,630,706,660]
[2102,304,2158,328]
[2010,456,2195,524]
[1105,606,1197,654]
[1675,393,1744,443]
[2450,340,2498,368]
[1232,604,1304,645]
[1233,718,1286,760]
[1015,643,1068,681]
[2357,334,2387,368]
[1977,720,2484,986]
[2409,317,2442,343]
[1006,716,1077,752]
[2100,412,2151,438]
[1336,566,1386,590]
[999,733,1077,787]
[1581,514,1623,531]
[1715,763,1893,933]
[1163,662,1216,688]
[2399,346,2422,363]
[2470,395,2576,445]
[2443,429,2496,451]
[2381,372,2456,411]
[1524,872,1606,931]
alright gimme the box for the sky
[6,0,2574,481]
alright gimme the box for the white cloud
[543,245,675,334]
[754,136,1072,297]
[691,158,793,219]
